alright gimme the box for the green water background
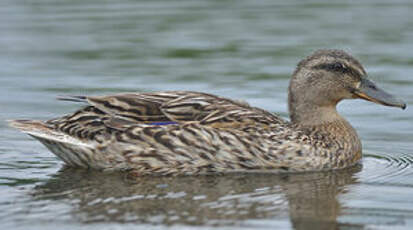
[1,1,413,229]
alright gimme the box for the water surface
[1,0,413,229]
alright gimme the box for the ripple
[361,153,413,186]
[2,0,413,229]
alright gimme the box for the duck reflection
[32,165,361,229]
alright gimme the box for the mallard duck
[9,49,406,175]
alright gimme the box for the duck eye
[313,62,349,74]
[330,63,346,72]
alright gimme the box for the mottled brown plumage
[9,49,406,175]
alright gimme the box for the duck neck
[289,103,357,140]
[289,103,344,127]
[289,103,362,165]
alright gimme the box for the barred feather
[12,50,398,175]
[8,91,361,175]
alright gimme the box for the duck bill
[353,78,406,110]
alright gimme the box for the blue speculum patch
[148,121,178,125]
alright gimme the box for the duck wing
[56,91,286,130]
[10,91,294,173]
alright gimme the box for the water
[1,0,413,229]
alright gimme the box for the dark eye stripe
[312,62,362,79]
[313,62,347,72]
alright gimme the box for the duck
[9,49,406,176]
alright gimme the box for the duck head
[288,49,406,125]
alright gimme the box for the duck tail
[8,119,94,168]
[8,119,49,132]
